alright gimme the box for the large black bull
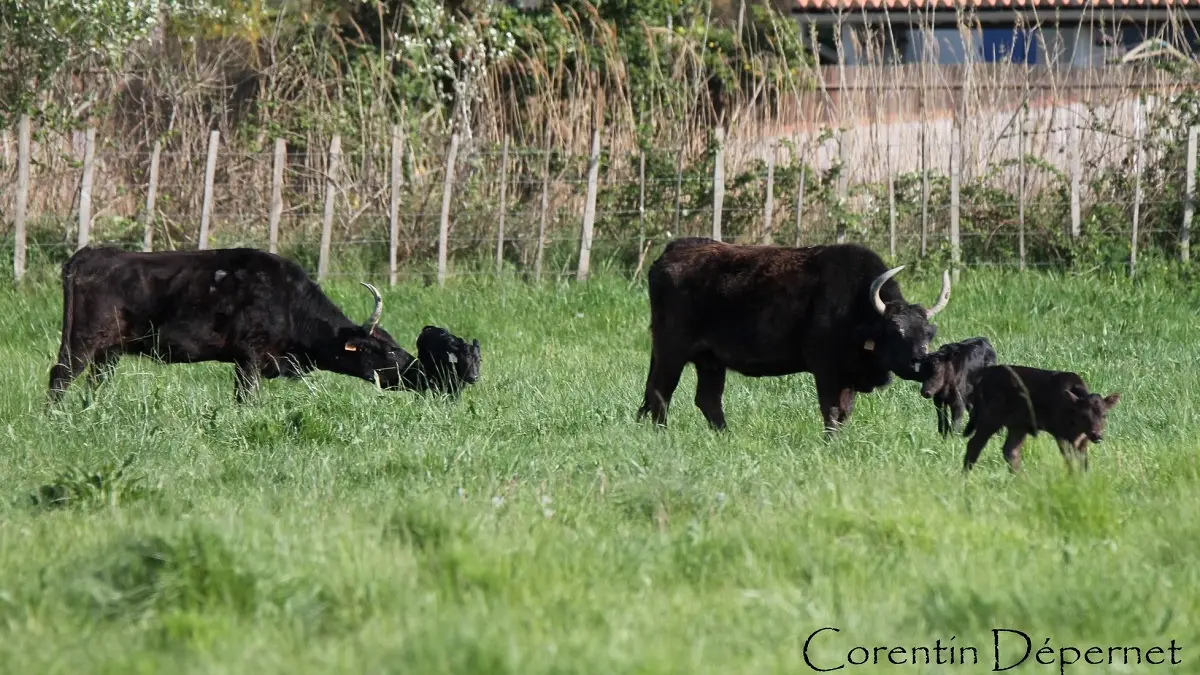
[48,246,477,401]
[637,238,951,434]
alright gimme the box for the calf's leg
[694,364,727,431]
[1057,437,1089,472]
[950,394,966,435]
[935,402,950,436]
[962,421,999,472]
[1000,427,1028,473]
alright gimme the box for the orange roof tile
[793,0,1199,11]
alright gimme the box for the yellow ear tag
[344,343,358,352]
[863,340,875,351]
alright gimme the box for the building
[790,0,1200,67]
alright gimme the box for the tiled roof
[793,0,1198,11]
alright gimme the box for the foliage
[0,0,223,124]
[28,454,152,509]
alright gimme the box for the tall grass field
[1,266,1197,674]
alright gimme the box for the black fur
[636,237,952,434]
[919,337,998,436]
[962,365,1120,473]
[415,325,482,395]
[47,246,476,402]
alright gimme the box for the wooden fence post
[389,124,404,287]
[1131,98,1144,279]
[672,146,683,235]
[1017,108,1027,272]
[577,126,601,282]
[637,150,647,258]
[317,135,341,281]
[761,143,776,244]
[795,161,806,246]
[77,127,97,250]
[143,140,161,252]
[1069,120,1081,238]
[495,134,509,275]
[949,124,961,279]
[267,138,286,255]
[836,130,849,244]
[887,166,896,259]
[920,112,929,257]
[712,125,725,242]
[535,138,551,281]
[198,130,219,250]
[436,131,460,286]
[12,115,31,281]
[1182,126,1197,264]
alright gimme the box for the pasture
[1,266,1198,674]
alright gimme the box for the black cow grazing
[961,365,1120,473]
[414,325,482,395]
[637,237,951,434]
[919,337,998,436]
[48,246,463,402]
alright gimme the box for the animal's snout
[919,387,934,399]
[1088,431,1104,442]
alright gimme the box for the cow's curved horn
[925,270,952,318]
[869,266,905,315]
[360,282,383,334]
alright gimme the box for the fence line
[4,100,1200,283]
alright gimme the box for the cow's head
[338,283,416,388]
[1063,386,1121,446]
[417,325,482,394]
[867,266,951,380]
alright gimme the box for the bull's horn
[869,266,905,315]
[925,270,951,318]
[360,282,383,334]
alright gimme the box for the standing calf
[919,337,997,436]
[962,365,1120,472]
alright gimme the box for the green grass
[1,267,1198,674]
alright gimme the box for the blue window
[981,27,1038,64]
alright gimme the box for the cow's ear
[1103,392,1121,408]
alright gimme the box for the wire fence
[2,85,1197,284]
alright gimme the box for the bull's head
[867,266,951,381]
[339,282,416,389]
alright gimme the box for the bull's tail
[48,256,82,401]
[58,257,78,358]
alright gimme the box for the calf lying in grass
[962,365,1120,473]
[919,337,997,436]
[279,324,480,396]
[413,325,482,396]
